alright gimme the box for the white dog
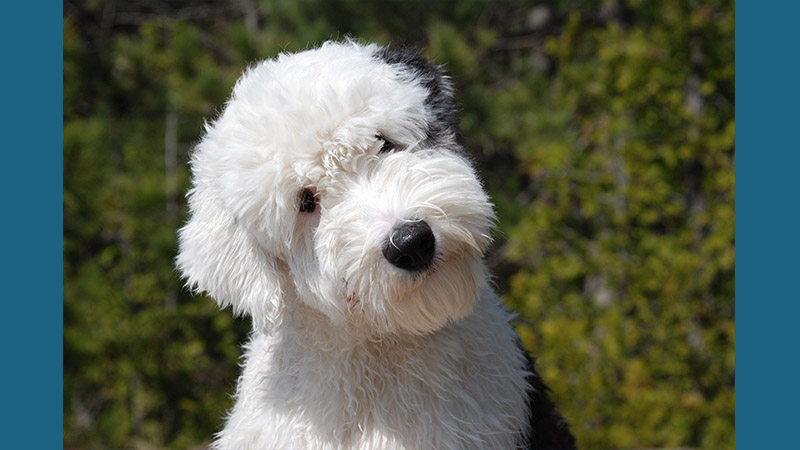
[177,41,575,450]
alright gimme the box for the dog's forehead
[230,43,429,149]
[200,42,465,197]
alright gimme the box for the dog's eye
[377,134,396,154]
[299,188,317,213]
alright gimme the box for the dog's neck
[235,287,531,450]
[277,288,419,353]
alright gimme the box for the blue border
[1,3,63,448]
[737,2,799,448]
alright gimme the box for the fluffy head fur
[177,41,574,450]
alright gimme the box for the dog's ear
[374,46,461,145]
[176,181,285,331]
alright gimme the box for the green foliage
[64,1,734,448]
[493,3,734,448]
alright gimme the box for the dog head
[177,41,495,336]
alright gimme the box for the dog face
[177,41,495,336]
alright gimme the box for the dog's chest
[221,313,528,449]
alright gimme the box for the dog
[177,40,575,450]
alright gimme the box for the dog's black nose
[383,220,436,272]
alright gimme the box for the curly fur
[177,40,575,450]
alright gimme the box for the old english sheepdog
[177,41,575,449]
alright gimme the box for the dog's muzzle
[383,220,435,272]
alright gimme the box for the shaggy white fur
[177,41,557,449]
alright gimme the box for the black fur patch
[374,46,462,147]
[517,341,577,449]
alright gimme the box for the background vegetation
[63,1,734,448]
